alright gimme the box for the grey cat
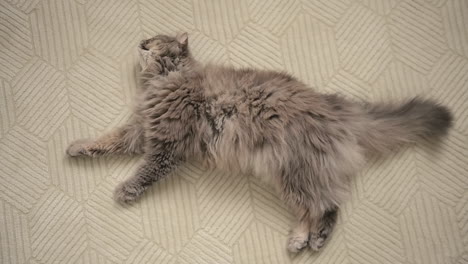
[67,33,452,252]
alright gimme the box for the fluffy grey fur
[67,33,453,252]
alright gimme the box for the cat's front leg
[66,121,143,157]
[114,152,177,203]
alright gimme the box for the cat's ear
[176,32,188,46]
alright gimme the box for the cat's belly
[212,135,281,187]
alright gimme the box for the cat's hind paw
[287,235,309,253]
[309,232,327,251]
[113,181,144,204]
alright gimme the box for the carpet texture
[1,0,467,263]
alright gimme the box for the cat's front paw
[113,181,144,204]
[66,139,93,157]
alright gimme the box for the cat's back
[202,65,302,95]
[200,65,327,121]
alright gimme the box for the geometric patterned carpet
[1,0,467,263]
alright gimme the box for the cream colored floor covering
[1,0,467,263]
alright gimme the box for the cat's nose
[139,40,149,51]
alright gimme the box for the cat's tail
[360,97,453,154]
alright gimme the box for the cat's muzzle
[137,41,153,71]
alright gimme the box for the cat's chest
[138,88,195,122]
[204,98,237,132]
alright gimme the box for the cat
[66,32,453,252]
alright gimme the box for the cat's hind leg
[287,205,338,252]
[282,179,339,253]
[308,208,337,251]
[66,122,143,157]
[285,193,317,253]
[287,213,311,253]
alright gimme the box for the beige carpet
[1,0,468,263]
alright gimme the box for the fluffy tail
[361,98,453,154]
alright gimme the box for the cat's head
[139,32,189,58]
